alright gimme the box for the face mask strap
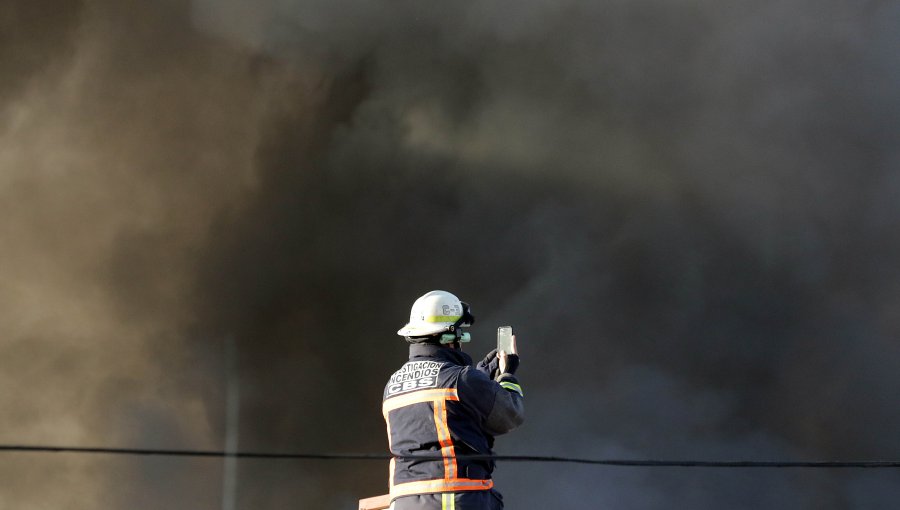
[440,332,471,344]
[442,302,474,344]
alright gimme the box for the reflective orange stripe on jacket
[382,388,492,499]
[382,388,459,414]
[389,477,494,499]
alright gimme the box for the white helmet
[397,290,474,338]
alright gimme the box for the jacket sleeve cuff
[495,374,523,397]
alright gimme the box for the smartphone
[497,326,517,355]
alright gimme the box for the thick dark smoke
[1,0,276,507]
[2,0,899,508]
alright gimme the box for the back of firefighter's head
[397,290,475,345]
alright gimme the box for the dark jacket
[382,343,524,503]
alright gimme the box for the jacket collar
[409,342,473,366]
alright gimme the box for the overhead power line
[2,445,899,468]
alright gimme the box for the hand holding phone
[497,326,516,355]
[497,326,518,375]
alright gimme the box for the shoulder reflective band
[390,478,494,499]
[499,381,523,397]
[382,388,459,415]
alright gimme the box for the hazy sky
[2,0,899,508]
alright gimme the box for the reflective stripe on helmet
[424,315,462,323]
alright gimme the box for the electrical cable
[2,445,899,468]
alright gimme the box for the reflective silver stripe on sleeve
[499,381,523,397]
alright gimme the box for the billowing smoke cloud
[2,0,899,508]
[1,0,278,507]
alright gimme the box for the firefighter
[383,290,524,510]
